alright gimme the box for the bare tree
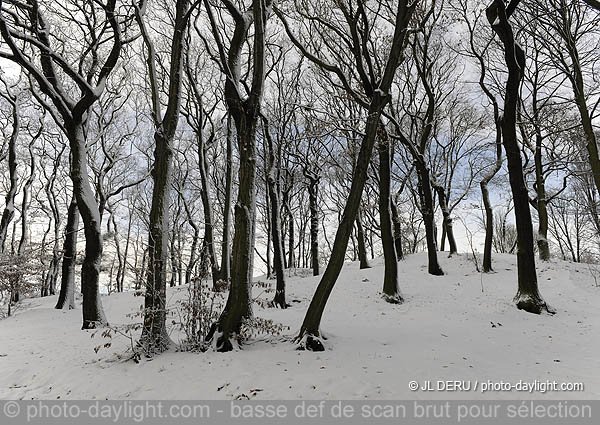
[486,0,550,314]
[277,0,418,350]
[203,0,271,352]
[0,0,128,328]
[134,0,196,353]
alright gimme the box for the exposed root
[382,293,404,304]
[82,319,108,330]
[205,322,238,352]
[514,291,555,315]
[270,291,290,309]
[295,331,326,352]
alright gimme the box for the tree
[204,0,271,352]
[135,0,196,353]
[486,0,550,314]
[377,125,403,302]
[0,73,20,253]
[277,0,418,350]
[0,0,127,328]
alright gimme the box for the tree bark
[378,131,402,303]
[356,208,371,269]
[264,118,288,308]
[487,0,549,314]
[55,197,78,310]
[143,130,174,351]
[0,92,19,253]
[432,183,457,256]
[416,161,444,275]
[219,115,234,284]
[305,170,320,275]
[390,199,404,260]
[198,131,220,288]
[67,124,108,328]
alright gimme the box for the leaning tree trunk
[356,208,371,269]
[567,31,600,217]
[415,160,444,275]
[378,131,402,303]
[299,91,395,351]
[487,0,549,314]
[264,119,288,308]
[67,123,107,328]
[55,197,79,310]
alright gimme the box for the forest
[0,0,599,402]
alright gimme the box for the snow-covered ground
[0,252,599,400]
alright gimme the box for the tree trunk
[209,116,258,351]
[416,161,444,275]
[56,197,78,310]
[264,119,288,308]
[390,199,404,260]
[356,209,371,269]
[0,97,19,253]
[219,115,233,284]
[432,183,457,256]
[299,91,394,350]
[142,131,174,352]
[533,132,550,261]
[283,188,295,269]
[67,123,107,329]
[306,172,320,275]
[487,0,549,314]
[378,132,402,303]
[198,132,220,288]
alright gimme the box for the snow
[0,252,599,400]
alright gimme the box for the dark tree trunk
[110,214,124,292]
[219,115,234,284]
[356,209,371,269]
[283,187,295,269]
[264,118,288,308]
[183,199,200,285]
[533,132,550,261]
[415,162,444,275]
[378,132,402,303]
[305,170,320,275]
[142,131,174,351]
[292,0,416,350]
[120,207,134,292]
[390,199,404,260]
[55,197,78,310]
[198,131,220,288]
[432,183,457,256]
[299,94,399,350]
[0,94,19,253]
[210,118,258,351]
[137,0,191,353]
[487,0,550,314]
[67,124,108,329]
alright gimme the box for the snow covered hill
[0,252,599,400]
